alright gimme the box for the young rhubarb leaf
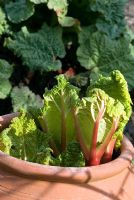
[87,70,132,148]
[0,110,52,164]
[40,75,80,152]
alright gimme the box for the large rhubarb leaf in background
[6,24,65,71]
[0,7,8,36]
[5,0,35,24]
[77,30,134,89]
[90,0,126,38]
[90,0,127,23]
[47,0,76,27]
[0,59,13,99]
[30,0,76,27]
[30,0,47,4]
[11,86,43,112]
[47,0,68,16]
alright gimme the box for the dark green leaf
[0,59,13,99]
[6,24,66,71]
[5,0,35,23]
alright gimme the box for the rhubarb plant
[0,70,132,166]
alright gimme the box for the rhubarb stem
[72,108,89,161]
[97,116,120,160]
[61,91,67,152]
[88,100,105,166]
[38,116,60,156]
[101,138,116,163]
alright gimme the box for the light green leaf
[88,70,132,144]
[0,110,52,164]
[6,24,66,71]
[58,16,76,27]
[47,0,76,27]
[11,86,43,112]
[30,0,47,4]
[41,75,80,148]
[0,59,13,99]
[0,7,8,36]
[47,0,68,17]
[59,141,85,167]
[77,88,126,150]
[5,0,35,23]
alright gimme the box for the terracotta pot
[0,113,134,200]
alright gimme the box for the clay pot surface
[0,113,134,200]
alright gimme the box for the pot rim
[0,113,134,184]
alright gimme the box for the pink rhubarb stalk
[88,100,105,166]
[101,138,116,163]
[72,108,89,161]
[88,115,120,166]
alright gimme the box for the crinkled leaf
[87,70,132,144]
[11,86,43,112]
[6,24,65,71]
[77,88,126,150]
[0,7,9,36]
[0,110,52,164]
[69,72,90,88]
[48,0,77,27]
[96,19,126,39]
[0,71,132,166]
[30,0,47,4]
[41,75,80,148]
[5,0,35,24]
[59,141,85,167]
[0,59,13,99]
[77,31,134,89]
[90,0,127,23]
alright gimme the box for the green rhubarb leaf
[6,24,65,71]
[60,141,85,167]
[11,86,43,112]
[5,0,35,24]
[47,0,68,18]
[0,110,52,164]
[0,7,9,36]
[29,0,47,4]
[41,75,80,149]
[87,70,132,144]
[77,88,126,150]
[90,0,127,23]
[88,70,132,118]
[0,59,13,99]
[96,19,126,39]
[77,31,134,89]
[58,16,76,27]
